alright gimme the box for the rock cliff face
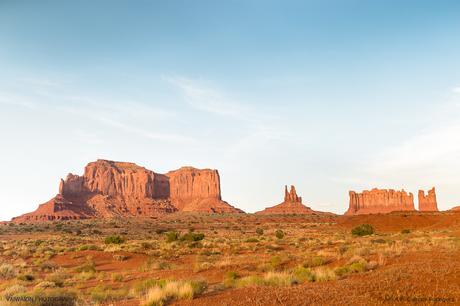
[12,160,242,222]
[345,188,415,215]
[418,188,438,212]
[167,167,220,210]
[256,185,321,215]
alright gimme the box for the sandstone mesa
[12,159,243,222]
[346,187,439,215]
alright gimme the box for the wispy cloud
[368,123,460,177]
[453,86,460,94]
[1,76,192,144]
[59,103,195,144]
[164,76,248,118]
[0,92,37,109]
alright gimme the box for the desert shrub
[0,263,16,279]
[351,224,374,237]
[140,280,207,305]
[180,233,205,242]
[188,242,203,248]
[223,271,239,287]
[193,261,213,273]
[111,273,123,282]
[235,272,296,288]
[76,271,95,281]
[275,230,285,239]
[256,228,264,235]
[335,257,368,278]
[78,244,100,251]
[46,270,71,287]
[303,256,326,268]
[245,238,259,243]
[165,231,180,242]
[113,254,129,261]
[401,229,411,234]
[338,245,349,255]
[292,266,315,283]
[132,279,168,295]
[104,235,125,244]
[141,242,155,250]
[75,259,96,273]
[17,273,35,281]
[2,284,27,298]
[90,285,128,303]
[35,281,57,289]
[104,244,122,253]
[313,267,336,281]
[154,262,171,270]
[269,256,283,270]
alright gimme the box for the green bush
[104,235,125,244]
[275,230,285,239]
[78,244,100,251]
[293,266,315,282]
[245,237,259,243]
[165,231,180,242]
[256,228,264,235]
[180,232,205,242]
[351,224,374,236]
[401,229,411,234]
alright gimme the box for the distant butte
[345,188,415,215]
[346,187,440,215]
[256,185,328,215]
[12,159,243,222]
[418,187,439,212]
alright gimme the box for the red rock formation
[345,188,415,215]
[418,187,438,212]
[166,167,242,213]
[284,185,302,203]
[256,185,321,215]
[167,167,220,210]
[12,160,242,222]
[11,194,93,222]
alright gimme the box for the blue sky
[1,0,460,220]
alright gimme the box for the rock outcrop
[12,160,242,222]
[418,188,438,212]
[256,185,320,215]
[345,188,415,215]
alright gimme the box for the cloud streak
[164,76,249,118]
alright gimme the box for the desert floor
[1,212,460,305]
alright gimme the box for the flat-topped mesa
[12,160,242,222]
[166,167,243,213]
[166,167,221,210]
[81,160,170,199]
[345,188,415,215]
[418,187,438,212]
[256,185,323,215]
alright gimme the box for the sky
[1,0,460,220]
